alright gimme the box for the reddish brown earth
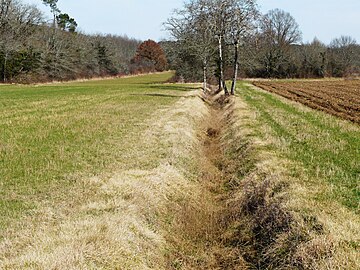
[253,80,360,124]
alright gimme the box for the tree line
[2,0,358,86]
[164,0,360,94]
[0,0,140,83]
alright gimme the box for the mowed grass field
[0,72,189,230]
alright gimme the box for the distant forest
[164,0,360,87]
[1,0,360,84]
[0,0,140,83]
[163,36,360,81]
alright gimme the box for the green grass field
[221,82,360,269]
[0,72,191,229]
[240,82,359,213]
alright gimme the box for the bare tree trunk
[218,36,223,90]
[53,13,57,28]
[218,76,221,92]
[231,41,239,95]
[3,52,7,82]
[218,35,228,95]
[203,60,207,92]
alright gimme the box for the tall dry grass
[215,85,359,269]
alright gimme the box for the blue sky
[23,0,360,44]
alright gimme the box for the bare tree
[259,9,302,77]
[166,0,216,92]
[209,0,234,94]
[166,0,259,94]
[299,38,327,78]
[328,36,357,76]
[42,0,59,27]
[0,0,42,81]
[192,1,216,92]
[228,0,258,94]
[261,9,301,47]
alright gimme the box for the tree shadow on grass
[130,93,183,98]
[147,84,200,92]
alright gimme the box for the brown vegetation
[130,40,168,74]
[253,80,360,124]
[210,92,359,269]
[202,95,333,269]
[166,89,344,269]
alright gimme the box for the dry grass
[163,88,358,269]
[0,91,213,269]
[0,74,217,269]
[2,75,358,269]
[219,83,360,269]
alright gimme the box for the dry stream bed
[164,86,359,269]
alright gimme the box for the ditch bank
[167,89,336,269]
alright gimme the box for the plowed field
[253,80,360,124]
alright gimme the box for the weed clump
[217,174,334,270]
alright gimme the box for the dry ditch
[169,89,337,269]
